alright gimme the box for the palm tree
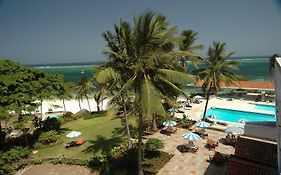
[269,54,280,72]
[59,81,73,112]
[76,76,93,111]
[97,11,195,175]
[193,42,242,120]
[179,29,203,69]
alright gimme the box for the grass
[33,113,127,160]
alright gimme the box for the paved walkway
[17,164,99,175]
[148,128,235,175]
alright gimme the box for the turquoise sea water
[206,107,276,123]
[31,57,272,84]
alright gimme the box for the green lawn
[33,115,126,160]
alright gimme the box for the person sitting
[208,152,227,165]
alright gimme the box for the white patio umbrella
[225,127,244,135]
[193,95,203,99]
[66,131,81,139]
[182,132,201,141]
[209,114,219,119]
[168,108,175,112]
[196,121,211,128]
[238,118,248,124]
[163,120,177,127]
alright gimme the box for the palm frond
[95,68,120,84]
[158,69,196,84]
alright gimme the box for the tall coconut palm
[97,11,195,175]
[76,76,93,111]
[179,29,203,69]
[193,42,242,120]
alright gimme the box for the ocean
[31,57,272,84]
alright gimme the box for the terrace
[147,128,235,175]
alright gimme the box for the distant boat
[81,69,85,74]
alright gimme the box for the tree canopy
[0,59,74,116]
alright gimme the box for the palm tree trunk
[123,100,132,149]
[202,82,213,120]
[40,100,43,118]
[86,97,91,111]
[63,99,66,112]
[152,113,158,131]
[78,99,82,110]
[96,102,100,112]
[137,114,144,175]
[101,95,103,110]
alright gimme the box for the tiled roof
[234,136,277,168]
[195,80,274,90]
[226,157,277,175]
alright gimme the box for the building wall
[275,58,281,174]
[244,124,276,140]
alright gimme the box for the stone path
[17,164,99,175]
[148,128,235,175]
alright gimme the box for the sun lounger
[65,139,86,148]
[177,144,198,153]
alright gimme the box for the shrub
[181,116,191,128]
[145,138,164,152]
[38,130,59,145]
[109,143,127,158]
[89,154,110,174]
[0,131,6,144]
[42,118,61,131]
[143,151,173,174]
[3,146,30,163]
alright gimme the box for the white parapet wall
[244,122,276,140]
[275,57,281,175]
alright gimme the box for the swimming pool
[44,113,63,120]
[254,104,276,113]
[206,107,276,123]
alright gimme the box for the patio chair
[206,139,219,150]
[160,127,177,135]
[194,129,208,138]
[222,134,236,146]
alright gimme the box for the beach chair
[194,129,208,138]
[206,139,219,150]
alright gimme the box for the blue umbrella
[168,108,175,112]
[209,114,219,119]
[66,131,81,138]
[238,118,248,124]
[182,132,200,141]
[163,120,177,127]
[196,121,211,128]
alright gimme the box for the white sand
[39,98,111,115]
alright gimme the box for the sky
[0,0,281,65]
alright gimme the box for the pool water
[45,113,63,119]
[254,104,276,113]
[206,108,276,123]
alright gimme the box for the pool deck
[175,97,275,120]
[147,128,235,175]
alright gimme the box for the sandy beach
[39,98,111,115]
